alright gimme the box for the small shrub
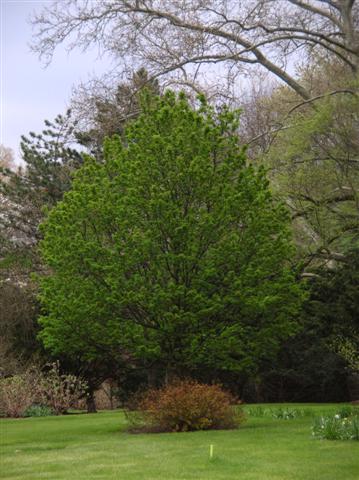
[247,406,267,417]
[312,415,343,440]
[336,405,355,419]
[126,379,244,433]
[349,415,359,440]
[0,369,41,418]
[312,413,359,441]
[24,404,54,417]
[0,363,87,417]
[246,406,312,419]
[40,362,88,415]
[271,407,304,420]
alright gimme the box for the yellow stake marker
[210,444,214,459]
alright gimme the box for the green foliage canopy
[39,92,303,376]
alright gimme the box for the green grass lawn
[1,405,358,479]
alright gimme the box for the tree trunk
[147,366,157,388]
[254,377,264,403]
[165,366,174,385]
[347,373,359,402]
[86,391,97,413]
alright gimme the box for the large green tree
[39,91,303,382]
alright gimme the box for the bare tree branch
[30,1,359,100]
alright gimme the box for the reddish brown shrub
[126,379,244,433]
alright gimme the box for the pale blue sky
[1,0,112,163]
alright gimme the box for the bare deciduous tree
[31,1,359,101]
[0,145,15,172]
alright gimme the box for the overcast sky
[1,0,112,163]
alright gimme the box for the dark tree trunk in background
[86,390,97,413]
[348,373,359,402]
[147,366,157,389]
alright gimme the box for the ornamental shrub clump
[41,361,88,415]
[126,379,244,433]
[24,404,54,417]
[247,406,311,419]
[0,363,87,417]
[312,412,359,441]
[271,407,305,420]
[0,371,38,418]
